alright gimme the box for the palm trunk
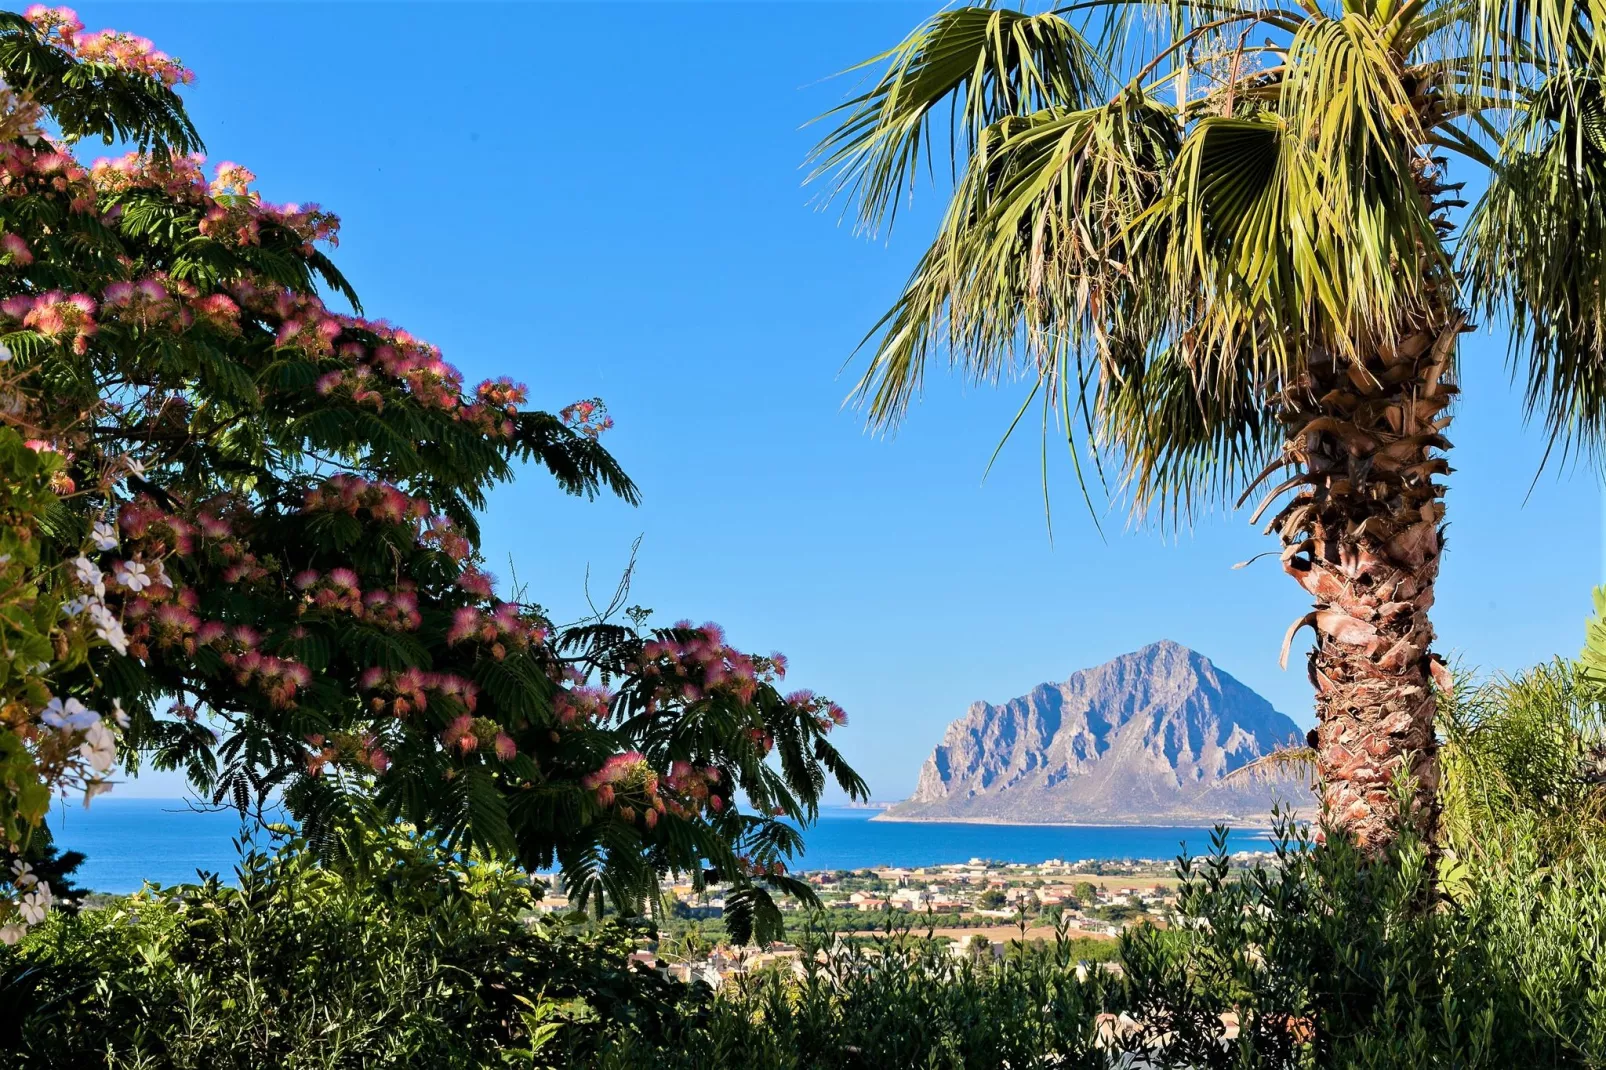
[1265,167,1464,856]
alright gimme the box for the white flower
[0,341,11,363]
[121,455,146,479]
[83,601,129,655]
[80,720,116,773]
[114,561,151,592]
[89,609,128,656]
[91,520,119,551]
[19,885,51,925]
[11,861,34,886]
[61,595,93,617]
[84,780,113,806]
[146,559,171,588]
[72,555,102,591]
[111,697,129,729]
[0,924,23,946]
[41,696,97,733]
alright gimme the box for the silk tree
[811,1,1605,854]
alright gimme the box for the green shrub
[7,814,1606,1069]
[8,659,1606,1068]
[599,919,1118,1070]
[1121,817,1606,1067]
[595,813,1606,1068]
[0,824,702,1069]
[1439,659,1606,862]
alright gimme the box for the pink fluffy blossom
[1,233,33,265]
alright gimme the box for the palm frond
[1438,658,1606,860]
[1096,332,1280,519]
[808,4,1106,234]
[852,94,1178,429]
[1467,0,1603,101]
[1221,745,1319,787]
[1166,15,1442,372]
[1466,73,1606,459]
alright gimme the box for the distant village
[531,850,1283,990]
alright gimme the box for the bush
[584,821,1606,1069]
[1120,818,1606,1067]
[0,824,703,1069]
[7,665,1606,1068]
[598,918,1118,1070]
[7,799,1606,1068]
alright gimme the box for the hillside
[878,641,1309,825]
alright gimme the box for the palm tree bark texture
[1270,162,1465,853]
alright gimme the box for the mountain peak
[1135,638,1190,655]
[1122,639,1210,668]
[881,644,1306,825]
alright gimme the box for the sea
[48,798,1279,895]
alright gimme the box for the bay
[51,798,1277,895]
[791,808,1275,872]
[50,798,288,895]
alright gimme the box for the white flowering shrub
[0,68,137,942]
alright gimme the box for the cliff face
[881,641,1308,824]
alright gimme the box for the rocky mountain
[878,641,1309,825]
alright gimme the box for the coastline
[868,812,1284,832]
[56,799,1289,893]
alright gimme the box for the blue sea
[50,799,1278,894]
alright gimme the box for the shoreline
[866,812,1285,832]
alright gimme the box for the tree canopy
[808,0,1606,515]
[0,5,865,945]
[809,0,1606,851]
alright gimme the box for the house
[849,891,891,910]
[682,904,724,920]
[948,939,1004,961]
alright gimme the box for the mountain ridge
[877,641,1309,825]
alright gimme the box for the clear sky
[88,3,1600,803]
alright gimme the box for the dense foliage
[0,4,865,945]
[6,649,1604,1068]
[2,823,708,1069]
[588,822,1606,1067]
[619,650,1606,1067]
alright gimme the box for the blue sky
[90,3,1599,802]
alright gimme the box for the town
[531,851,1284,989]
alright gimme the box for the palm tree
[810,0,1606,855]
